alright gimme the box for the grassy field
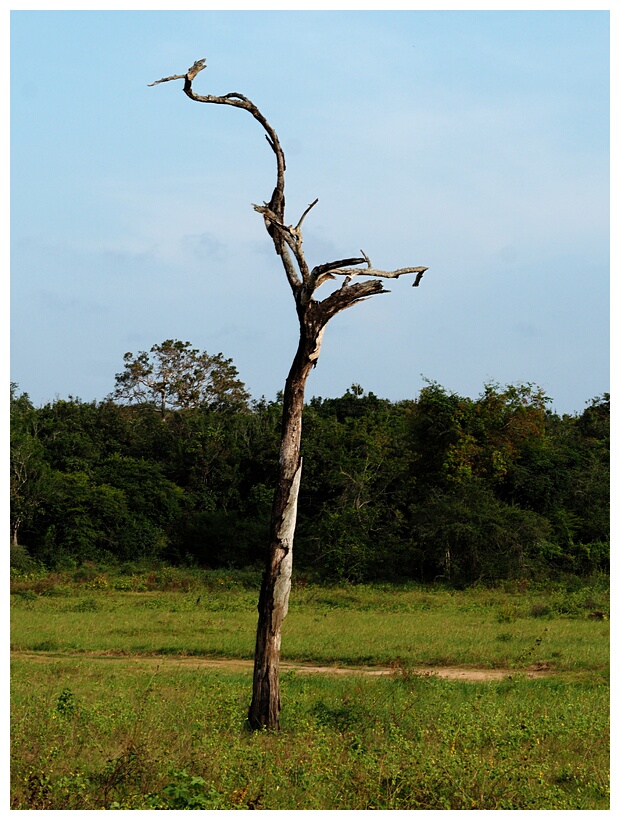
[10,566,610,809]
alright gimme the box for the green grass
[10,567,610,809]
[11,657,609,809]
[10,569,610,674]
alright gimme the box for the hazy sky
[9,8,610,414]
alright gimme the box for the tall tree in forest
[10,384,45,548]
[149,59,429,730]
[111,340,250,416]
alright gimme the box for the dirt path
[10,650,551,682]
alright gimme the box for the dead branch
[327,264,429,286]
[310,257,367,278]
[295,199,319,232]
[147,58,206,87]
[147,73,187,87]
[319,279,388,323]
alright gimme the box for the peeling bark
[150,59,429,730]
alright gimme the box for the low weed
[10,569,609,808]
[10,659,609,810]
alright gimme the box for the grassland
[10,566,610,809]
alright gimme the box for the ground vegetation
[10,568,609,810]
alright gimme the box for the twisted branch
[149,58,429,311]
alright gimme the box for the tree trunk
[248,319,323,730]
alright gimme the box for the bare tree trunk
[248,319,322,728]
[150,59,428,730]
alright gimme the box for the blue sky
[9,8,610,414]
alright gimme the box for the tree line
[10,347,609,585]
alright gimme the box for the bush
[10,543,37,571]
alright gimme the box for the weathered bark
[248,303,326,728]
[150,60,428,730]
[248,346,311,727]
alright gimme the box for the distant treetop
[110,340,250,416]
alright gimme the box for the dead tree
[149,59,428,730]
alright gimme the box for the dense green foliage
[10,376,609,584]
[111,339,250,416]
[11,348,610,810]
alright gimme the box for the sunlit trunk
[248,323,322,730]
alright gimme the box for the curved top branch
[149,59,428,306]
[149,59,286,224]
